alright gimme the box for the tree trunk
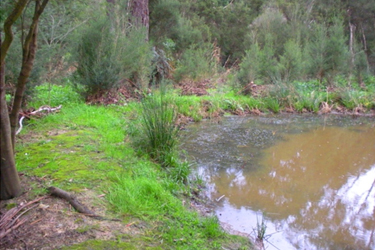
[9,0,49,150]
[349,22,355,86]
[1,0,49,200]
[128,0,149,41]
[0,0,29,200]
[1,39,22,200]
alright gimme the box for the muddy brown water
[180,115,375,250]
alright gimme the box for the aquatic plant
[255,214,267,243]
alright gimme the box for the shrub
[74,19,121,96]
[263,97,280,113]
[339,88,373,110]
[173,44,216,82]
[139,94,179,166]
[29,81,83,107]
[295,91,324,112]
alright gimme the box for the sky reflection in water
[181,116,375,250]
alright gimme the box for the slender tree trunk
[128,0,149,41]
[9,0,49,150]
[349,22,355,86]
[360,24,370,74]
[1,35,22,200]
[0,0,29,200]
[1,0,49,200]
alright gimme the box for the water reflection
[181,115,375,250]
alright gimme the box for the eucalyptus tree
[1,0,50,200]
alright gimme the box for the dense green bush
[174,44,216,82]
[304,18,349,85]
[74,19,120,96]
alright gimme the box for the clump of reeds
[140,93,179,166]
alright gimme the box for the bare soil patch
[0,175,141,250]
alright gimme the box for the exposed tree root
[48,186,120,221]
[48,186,95,215]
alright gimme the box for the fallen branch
[0,196,48,240]
[48,186,95,215]
[16,105,62,135]
[47,186,120,221]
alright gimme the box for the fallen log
[47,186,95,215]
[47,186,120,221]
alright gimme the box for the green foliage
[108,173,181,219]
[295,91,325,112]
[166,159,191,184]
[237,40,278,86]
[74,18,120,96]
[138,94,179,166]
[277,39,304,82]
[255,215,267,242]
[150,0,209,53]
[174,44,216,82]
[304,18,349,85]
[250,7,289,57]
[263,97,280,113]
[203,0,258,62]
[267,83,296,107]
[237,43,262,85]
[29,81,83,108]
[338,88,374,110]
[201,216,223,238]
[117,28,153,90]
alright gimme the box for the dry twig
[0,196,48,240]
[16,105,62,135]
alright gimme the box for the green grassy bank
[14,85,252,249]
[12,77,375,249]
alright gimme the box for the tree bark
[1,35,22,200]
[1,0,50,200]
[128,0,149,41]
[0,0,29,63]
[0,0,30,200]
[9,0,49,149]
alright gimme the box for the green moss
[6,203,17,210]
[16,129,124,191]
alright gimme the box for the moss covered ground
[12,99,253,249]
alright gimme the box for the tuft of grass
[263,97,280,113]
[201,216,224,238]
[295,91,324,112]
[139,94,179,166]
[255,215,267,242]
[175,95,204,121]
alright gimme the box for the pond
[180,115,375,250]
